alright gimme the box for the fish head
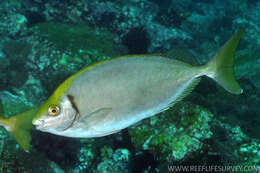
[32,95,78,133]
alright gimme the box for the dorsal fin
[164,48,201,66]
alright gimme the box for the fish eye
[48,106,60,116]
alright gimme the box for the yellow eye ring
[48,106,60,116]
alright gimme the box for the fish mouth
[32,119,45,129]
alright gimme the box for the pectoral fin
[80,107,112,125]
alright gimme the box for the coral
[96,147,130,173]
[85,0,192,52]
[0,11,27,37]
[129,102,213,161]
[70,140,95,173]
[153,0,192,27]
[238,141,260,168]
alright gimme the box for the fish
[0,29,244,151]
[32,29,245,137]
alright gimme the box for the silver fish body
[56,56,200,137]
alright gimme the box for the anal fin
[158,78,201,114]
[174,78,200,104]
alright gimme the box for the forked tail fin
[203,29,245,94]
[0,107,39,151]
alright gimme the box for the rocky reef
[0,0,259,172]
[129,102,213,162]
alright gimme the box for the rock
[0,13,27,37]
[96,147,130,173]
[212,117,260,170]
[1,40,32,89]
[69,140,95,173]
[0,91,34,116]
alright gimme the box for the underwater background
[0,0,259,172]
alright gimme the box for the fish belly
[66,56,198,137]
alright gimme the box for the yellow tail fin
[0,107,39,151]
[203,29,245,94]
